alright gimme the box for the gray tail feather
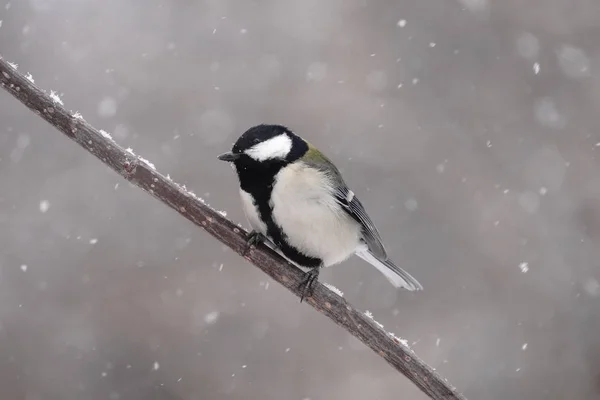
[355,249,423,291]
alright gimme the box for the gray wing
[301,151,388,260]
[333,185,388,260]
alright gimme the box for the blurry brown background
[1,0,600,399]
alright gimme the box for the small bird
[218,124,422,301]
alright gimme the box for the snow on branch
[0,56,466,400]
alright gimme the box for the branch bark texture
[0,56,466,400]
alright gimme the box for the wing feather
[301,145,388,259]
[333,185,387,260]
[300,145,422,289]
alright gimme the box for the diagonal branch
[0,56,466,400]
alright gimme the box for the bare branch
[0,56,466,400]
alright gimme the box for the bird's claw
[243,230,265,256]
[299,268,320,303]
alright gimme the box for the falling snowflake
[39,200,50,213]
[204,311,220,324]
[97,96,117,118]
[519,262,529,273]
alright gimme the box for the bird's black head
[217,124,308,167]
[218,124,309,199]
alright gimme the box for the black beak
[217,152,240,162]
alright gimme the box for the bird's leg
[299,267,321,303]
[243,230,265,256]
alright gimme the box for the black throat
[233,150,321,269]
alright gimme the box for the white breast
[239,189,268,235]
[270,162,361,267]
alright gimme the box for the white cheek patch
[245,134,292,161]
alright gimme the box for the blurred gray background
[1,0,600,399]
